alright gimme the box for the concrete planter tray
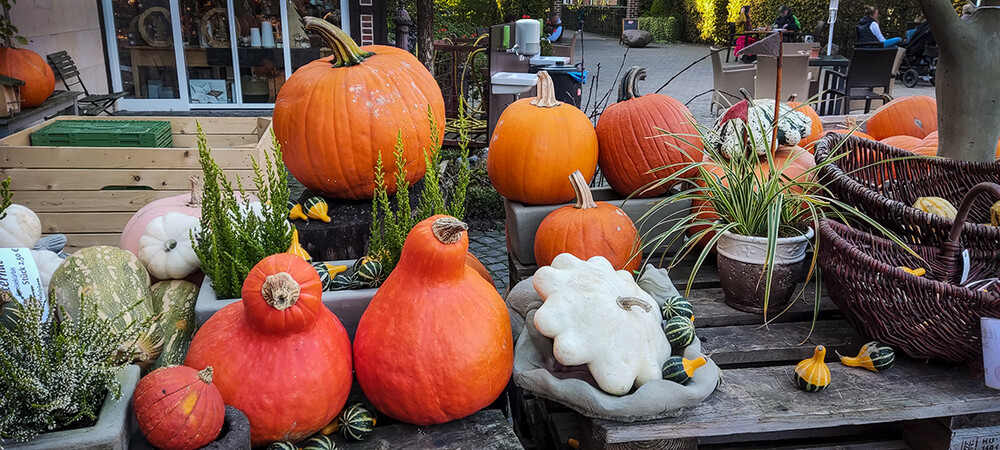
[505,186,692,265]
[194,259,376,339]
[4,365,140,450]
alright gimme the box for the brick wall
[626,0,639,18]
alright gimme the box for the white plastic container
[982,317,1000,389]
[515,19,541,56]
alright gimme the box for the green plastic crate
[30,120,173,148]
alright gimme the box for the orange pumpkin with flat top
[133,365,225,450]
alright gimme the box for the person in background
[961,3,977,22]
[906,15,925,41]
[857,6,902,48]
[545,11,563,42]
[772,5,801,32]
[733,6,758,63]
[503,12,518,24]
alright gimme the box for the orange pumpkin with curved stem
[185,253,352,445]
[0,47,54,108]
[787,100,823,152]
[354,215,513,425]
[866,96,937,140]
[134,366,225,450]
[596,66,703,198]
[487,71,599,205]
[273,18,444,200]
[534,171,642,272]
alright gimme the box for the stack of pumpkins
[488,66,705,271]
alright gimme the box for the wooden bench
[510,256,1000,450]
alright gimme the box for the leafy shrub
[639,16,684,42]
[0,176,10,219]
[648,0,671,16]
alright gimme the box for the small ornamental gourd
[184,253,353,446]
[339,403,376,441]
[660,296,694,320]
[331,274,361,291]
[353,215,513,425]
[288,201,309,221]
[288,228,312,261]
[267,442,297,450]
[354,258,384,287]
[313,261,334,291]
[794,345,831,392]
[899,266,926,277]
[661,356,708,384]
[121,177,203,256]
[837,341,895,372]
[133,366,225,450]
[302,434,336,450]
[990,200,1000,226]
[663,316,696,348]
[913,196,957,219]
[305,197,332,222]
[138,212,201,280]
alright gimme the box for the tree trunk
[917,0,1000,162]
[416,0,434,73]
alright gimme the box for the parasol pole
[771,30,783,153]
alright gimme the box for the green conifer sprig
[0,176,12,220]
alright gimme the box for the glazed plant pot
[715,228,814,314]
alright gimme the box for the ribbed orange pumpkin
[866,96,937,140]
[487,71,598,205]
[0,47,54,108]
[534,171,642,271]
[596,66,703,198]
[788,101,824,152]
[879,135,924,151]
[354,215,513,425]
[185,253,353,446]
[273,18,444,200]
[134,366,225,450]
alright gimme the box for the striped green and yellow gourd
[267,441,297,450]
[312,261,333,291]
[339,403,375,441]
[288,201,309,221]
[301,434,335,450]
[661,355,708,384]
[305,196,332,222]
[794,345,831,392]
[330,274,361,291]
[288,228,312,261]
[354,257,384,288]
[660,295,694,320]
[663,316,695,348]
[837,341,895,372]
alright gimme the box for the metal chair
[46,51,126,116]
[823,48,897,114]
[710,47,755,115]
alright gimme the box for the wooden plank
[904,418,1000,450]
[2,168,256,190]
[37,212,133,233]
[64,233,120,251]
[13,190,187,212]
[699,319,863,367]
[697,422,904,448]
[171,134,261,147]
[690,284,840,328]
[324,409,522,449]
[2,147,259,169]
[594,360,1000,445]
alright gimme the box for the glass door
[180,1,237,106]
[232,0,289,106]
[105,0,188,111]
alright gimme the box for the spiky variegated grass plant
[636,105,914,323]
[0,294,144,441]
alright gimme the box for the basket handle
[936,182,1000,283]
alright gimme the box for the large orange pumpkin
[487,71,599,205]
[879,135,924,152]
[788,101,824,152]
[185,253,353,446]
[0,47,54,108]
[534,171,642,271]
[865,96,937,140]
[273,18,445,200]
[134,366,225,450]
[354,215,513,425]
[596,66,703,198]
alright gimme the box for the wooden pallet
[511,259,1000,450]
[0,116,270,251]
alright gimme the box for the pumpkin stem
[197,366,214,384]
[188,176,203,207]
[530,71,561,108]
[616,296,652,313]
[813,345,827,361]
[431,216,468,244]
[164,239,177,253]
[569,171,597,210]
[304,16,374,67]
[617,66,647,102]
[261,272,301,310]
[787,94,798,103]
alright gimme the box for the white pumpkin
[138,212,201,280]
[30,249,64,293]
[532,254,672,396]
[0,204,42,248]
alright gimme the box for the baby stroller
[898,22,937,87]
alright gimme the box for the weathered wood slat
[64,233,121,251]
[699,319,863,367]
[324,409,522,449]
[2,168,257,190]
[594,360,998,445]
[689,284,838,328]
[37,212,133,233]
[14,190,187,212]
[2,146,259,169]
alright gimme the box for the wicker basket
[818,183,1000,364]
[814,133,1000,248]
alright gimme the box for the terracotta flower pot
[715,228,814,314]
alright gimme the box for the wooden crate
[0,116,272,251]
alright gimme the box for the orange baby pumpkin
[354,215,513,425]
[487,71,599,205]
[788,100,824,152]
[534,171,642,272]
[185,253,353,446]
[596,66,703,198]
[0,47,54,108]
[274,18,445,200]
[865,95,937,140]
[133,366,225,450]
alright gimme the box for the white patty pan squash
[138,212,201,280]
[533,254,672,396]
[0,204,42,248]
[30,249,64,293]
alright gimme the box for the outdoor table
[810,55,851,115]
[0,90,81,137]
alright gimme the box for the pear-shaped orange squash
[353,215,514,425]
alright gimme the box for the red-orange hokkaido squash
[185,253,353,446]
[353,215,513,425]
[133,366,225,450]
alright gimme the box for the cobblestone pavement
[469,228,509,292]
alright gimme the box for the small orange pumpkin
[866,95,937,140]
[0,47,54,108]
[133,366,225,450]
[788,100,824,152]
[487,71,599,205]
[534,171,642,272]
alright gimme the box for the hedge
[639,16,684,43]
[563,5,628,37]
